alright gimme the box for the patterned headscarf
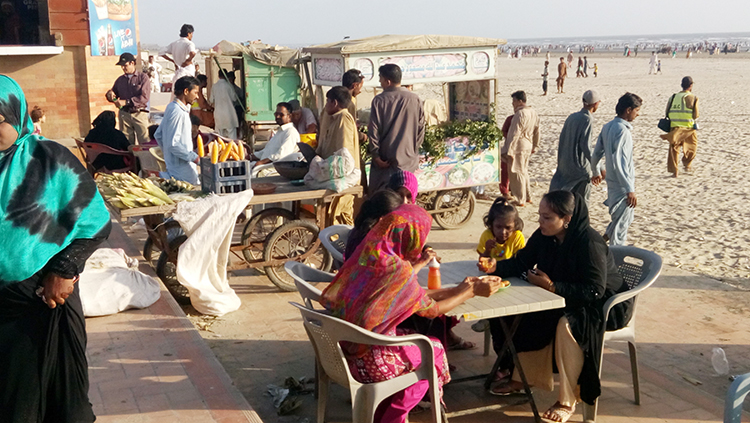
[0,75,110,284]
[320,204,438,353]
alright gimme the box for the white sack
[79,248,162,317]
[171,190,254,316]
[304,148,361,192]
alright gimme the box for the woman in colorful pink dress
[320,204,502,422]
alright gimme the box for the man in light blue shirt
[591,92,642,246]
[155,76,201,184]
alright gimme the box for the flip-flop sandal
[447,338,476,351]
[542,403,575,423]
[493,368,512,382]
[488,382,526,396]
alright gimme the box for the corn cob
[197,134,205,157]
[218,144,232,162]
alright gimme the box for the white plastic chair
[724,372,750,423]
[583,246,663,422]
[290,302,443,423]
[284,261,333,308]
[318,224,353,264]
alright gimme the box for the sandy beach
[484,52,750,289]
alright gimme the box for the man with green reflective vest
[660,76,699,177]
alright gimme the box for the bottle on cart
[427,258,441,290]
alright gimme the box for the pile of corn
[157,177,196,194]
[96,172,175,209]
[196,134,246,164]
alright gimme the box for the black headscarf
[84,111,131,170]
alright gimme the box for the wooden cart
[106,176,363,300]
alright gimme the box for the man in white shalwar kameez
[210,71,240,139]
[591,93,642,245]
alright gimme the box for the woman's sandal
[488,380,526,396]
[542,402,575,423]
[447,337,476,351]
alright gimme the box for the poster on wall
[450,80,490,121]
[88,0,137,57]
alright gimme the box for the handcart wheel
[155,230,191,305]
[262,220,333,291]
[143,220,183,264]
[432,189,475,230]
[240,208,296,263]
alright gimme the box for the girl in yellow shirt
[477,197,526,261]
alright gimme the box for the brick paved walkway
[85,221,262,423]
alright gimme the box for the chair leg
[583,399,598,422]
[314,358,319,399]
[628,341,640,405]
[483,327,491,357]
[317,366,328,423]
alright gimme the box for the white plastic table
[417,260,566,422]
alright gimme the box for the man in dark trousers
[106,52,151,145]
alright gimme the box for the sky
[138,0,749,48]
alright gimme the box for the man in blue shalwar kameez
[591,93,642,245]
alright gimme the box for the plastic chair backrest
[75,138,135,175]
[318,225,353,264]
[725,372,750,423]
[284,261,331,308]
[604,246,663,319]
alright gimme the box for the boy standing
[591,93,642,245]
[542,61,549,96]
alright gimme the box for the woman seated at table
[481,191,633,423]
[84,110,132,171]
[320,204,502,423]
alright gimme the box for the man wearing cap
[549,90,601,202]
[660,76,699,177]
[106,53,151,145]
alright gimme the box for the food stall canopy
[302,34,505,87]
[303,34,506,55]
[212,40,302,68]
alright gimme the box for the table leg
[499,317,542,423]
[484,316,521,390]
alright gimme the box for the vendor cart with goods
[97,142,362,302]
[206,40,313,149]
[303,34,507,229]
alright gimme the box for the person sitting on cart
[317,86,359,224]
[289,99,317,135]
[248,102,300,165]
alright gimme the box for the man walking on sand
[591,92,642,245]
[367,64,425,192]
[557,57,567,93]
[542,61,549,96]
[502,91,540,206]
[648,51,658,74]
[660,76,699,177]
[550,90,601,203]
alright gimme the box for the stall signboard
[310,47,496,87]
[414,138,499,191]
[88,0,137,57]
[363,138,499,192]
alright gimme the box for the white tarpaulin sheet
[303,34,506,55]
[212,40,302,68]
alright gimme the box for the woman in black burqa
[483,190,633,422]
[84,110,132,171]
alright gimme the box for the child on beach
[473,197,526,354]
[477,197,525,263]
[592,63,598,77]
[657,60,662,74]
[31,106,45,135]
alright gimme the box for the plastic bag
[304,148,361,192]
